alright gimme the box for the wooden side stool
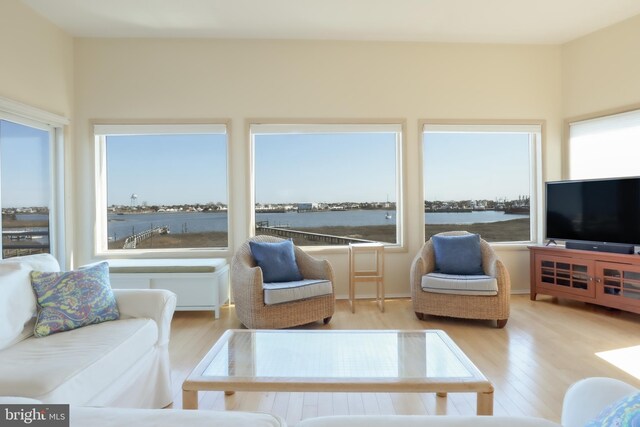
[348,242,385,313]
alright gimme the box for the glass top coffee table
[182,329,493,415]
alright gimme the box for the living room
[1,0,640,425]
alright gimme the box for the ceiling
[21,0,640,44]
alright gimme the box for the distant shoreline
[107,218,530,249]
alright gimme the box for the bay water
[13,211,529,240]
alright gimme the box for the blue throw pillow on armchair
[432,233,484,275]
[249,240,304,283]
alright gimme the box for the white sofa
[0,254,177,408]
[2,377,635,426]
[297,377,638,427]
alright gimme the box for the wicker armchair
[231,235,335,329]
[410,231,510,328]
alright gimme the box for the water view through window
[252,125,400,246]
[423,128,533,242]
[0,120,51,258]
[103,129,228,250]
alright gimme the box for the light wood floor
[168,295,640,424]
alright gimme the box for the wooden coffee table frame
[182,329,493,415]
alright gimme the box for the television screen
[546,177,640,245]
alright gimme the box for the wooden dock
[256,221,374,245]
[2,229,50,257]
[123,226,169,249]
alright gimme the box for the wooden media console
[529,245,640,315]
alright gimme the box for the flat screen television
[545,176,640,250]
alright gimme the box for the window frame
[248,120,406,251]
[420,120,544,247]
[0,96,67,265]
[93,121,231,257]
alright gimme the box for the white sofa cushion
[263,279,333,305]
[72,407,285,427]
[0,396,43,404]
[0,264,36,350]
[0,253,61,273]
[421,272,498,296]
[0,318,157,404]
[0,254,62,349]
[297,415,560,427]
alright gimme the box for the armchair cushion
[30,262,119,337]
[432,233,483,275]
[263,279,333,305]
[250,240,304,283]
[421,272,498,296]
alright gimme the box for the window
[0,96,66,262]
[568,108,640,180]
[422,123,541,243]
[94,124,228,252]
[251,123,402,246]
[0,120,52,258]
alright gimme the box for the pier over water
[123,226,169,249]
[256,221,374,245]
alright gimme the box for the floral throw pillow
[584,390,640,427]
[30,262,119,337]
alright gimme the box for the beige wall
[0,0,74,266]
[562,14,640,118]
[0,0,73,117]
[73,38,563,295]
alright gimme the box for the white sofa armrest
[113,289,177,346]
[561,377,639,427]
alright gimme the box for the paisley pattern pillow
[30,262,119,337]
[585,390,640,427]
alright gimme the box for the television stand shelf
[529,245,640,315]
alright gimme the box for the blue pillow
[432,233,484,275]
[249,240,304,283]
[584,390,640,426]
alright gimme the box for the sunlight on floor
[596,345,640,380]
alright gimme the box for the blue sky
[106,134,227,206]
[423,132,530,201]
[0,122,530,209]
[254,133,397,204]
[0,120,50,208]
